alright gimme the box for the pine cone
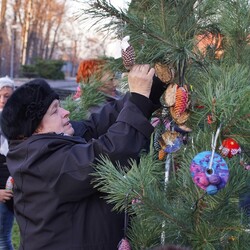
[170,107,190,125]
[174,86,188,117]
[122,45,135,70]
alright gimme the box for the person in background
[74,59,119,100]
[1,64,166,250]
[0,76,15,250]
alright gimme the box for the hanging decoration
[154,62,175,84]
[163,83,178,107]
[121,36,175,87]
[173,85,189,117]
[118,238,131,250]
[190,125,229,195]
[170,107,190,125]
[121,36,135,70]
[152,113,171,161]
[219,138,241,158]
[120,36,190,162]
[207,114,214,124]
[159,131,183,154]
[163,82,190,125]
[118,193,132,250]
[240,159,250,171]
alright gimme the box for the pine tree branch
[88,0,173,45]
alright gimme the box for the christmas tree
[74,0,250,249]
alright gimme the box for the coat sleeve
[54,97,155,202]
[71,93,130,140]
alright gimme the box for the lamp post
[10,24,18,78]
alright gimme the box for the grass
[12,221,20,249]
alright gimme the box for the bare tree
[10,0,67,65]
[0,0,8,75]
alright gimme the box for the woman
[1,65,166,250]
[0,76,15,250]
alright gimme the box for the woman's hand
[128,64,155,98]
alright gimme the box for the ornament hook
[208,124,222,170]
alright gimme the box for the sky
[68,0,131,59]
[108,0,130,9]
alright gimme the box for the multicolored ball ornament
[190,151,229,195]
[219,138,241,158]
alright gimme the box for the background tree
[1,0,87,77]
[0,0,9,75]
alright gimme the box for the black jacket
[7,93,155,250]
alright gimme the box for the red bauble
[219,138,241,158]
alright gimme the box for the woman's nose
[61,107,70,117]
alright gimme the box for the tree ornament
[190,125,229,195]
[151,115,171,153]
[173,85,189,117]
[159,131,183,154]
[118,238,131,250]
[174,124,192,135]
[190,151,229,195]
[121,36,135,70]
[207,114,214,124]
[245,165,250,170]
[240,160,250,170]
[170,107,190,125]
[158,148,167,161]
[154,62,175,84]
[163,83,178,107]
[118,193,132,250]
[228,235,237,242]
[219,138,241,158]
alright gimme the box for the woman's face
[36,99,74,136]
[0,87,14,110]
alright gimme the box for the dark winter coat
[6,93,155,250]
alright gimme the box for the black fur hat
[1,79,59,140]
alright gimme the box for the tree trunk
[0,0,7,74]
